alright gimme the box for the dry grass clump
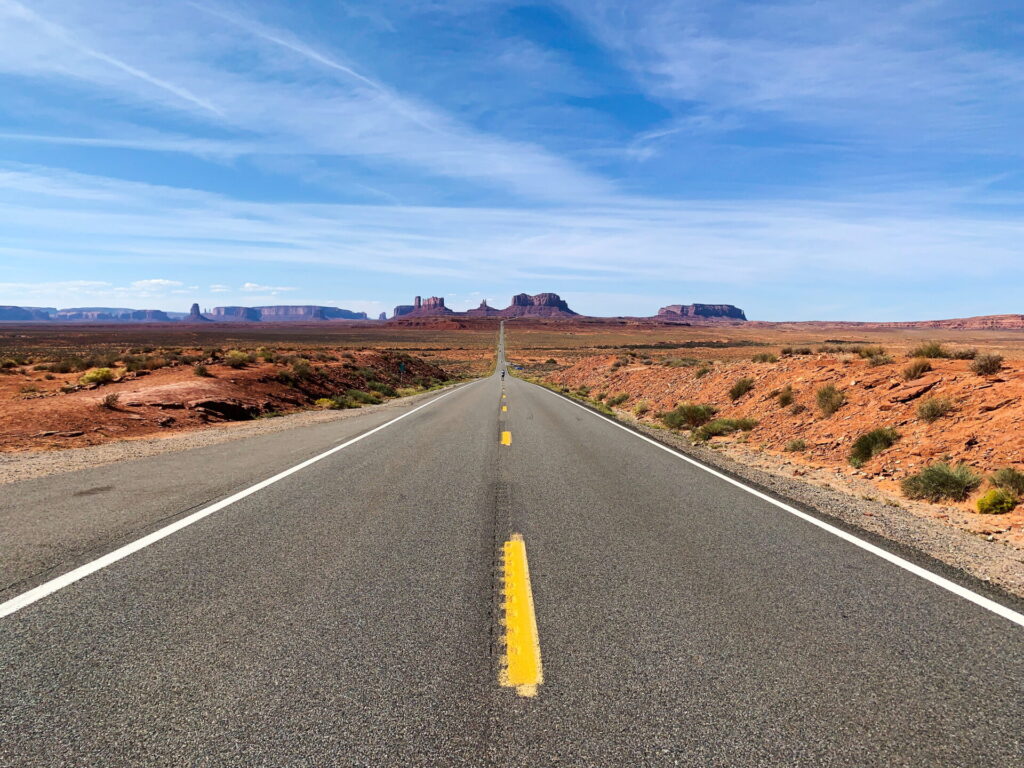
[909,342,948,359]
[901,462,981,502]
[729,377,755,401]
[752,353,778,363]
[970,354,1003,376]
[784,438,807,452]
[79,367,116,385]
[917,397,954,423]
[661,403,716,430]
[902,359,932,380]
[849,427,900,467]
[777,384,794,407]
[694,418,757,441]
[815,384,845,416]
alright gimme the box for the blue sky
[0,0,1022,320]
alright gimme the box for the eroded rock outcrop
[500,293,577,317]
[658,304,747,321]
[186,303,211,323]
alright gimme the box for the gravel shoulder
[0,383,467,486]
[546,387,1024,602]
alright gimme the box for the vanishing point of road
[1,323,1022,766]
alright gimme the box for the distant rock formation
[186,303,211,323]
[378,312,387,321]
[0,305,50,321]
[253,305,368,321]
[500,293,577,317]
[393,304,415,318]
[658,304,747,321]
[392,296,453,319]
[466,300,501,317]
[212,306,262,322]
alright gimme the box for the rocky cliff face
[0,306,50,321]
[392,296,453,318]
[658,304,747,321]
[212,306,262,321]
[500,293,577,317]
[186,303,211,323]
[253,305,367,321]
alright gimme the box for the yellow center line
[502,405,508,412]
[500,430,512,446]
[499,534,543,697]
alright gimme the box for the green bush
[729,377,755,401]
[901,462,982,502]
[857,346,886,359]
[777,384,794,407]
[989,467,1024,497]
[917,397,953,423]
[784,439,807,452]
[949,348,977,360]
[100,392,120,409]
[314,397,335,409]
[909,342,948,359]
[347,389,382,405]
[793,347,812,355]
[752,353,778,363]
[970,354,1003,376]
[694,365,711,379]
[291,359,313,380]
[368,381,398,397]
[606,393,629,407]
[780,347,793,355]
[79,367,116,385]
[866,353,894,366]
[694,418,757,441]
[224,349,253,368]
[848,427,900,467]
[633,400,650,417]
[815,384,845,416]
[902,359,932,380]
[194,364,211,377]
[662,403,717,430]
[976,488,1018,515]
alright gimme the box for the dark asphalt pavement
[1,326,1022,766]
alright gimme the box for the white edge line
[531,382,1024,629]
[0,382,476,619]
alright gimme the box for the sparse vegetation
[909,342,948,359]
[100,392,120,409]
[777,384,794,407]
[848,427,900,467]
[752,353,778,363]
[606,393,629,407]
[661,403,717,430]
[633,400,650,417]
[917,397,954,423]
[694,417,757,441]
[784,438,807,452]
[989,467,1024,497]
[223,349,254,368]
[902,359,932,380]
[694,365,711,379]
[729,377,754,401]
[866,352,894,366]
[79,367,116,385]
[970,354,1003,376]
[194,364,211,377]
[976,488,1018,515]
[901,462,982,502]
[815,384,845,416]
[949,348,977,360]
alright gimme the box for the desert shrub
[633,400,650,417]
[793,347,812,355]
[857,346,886,359]
[866,353,894,366]
[606,393,629,407]
[901,462,982,502]
[752,353,778,363]
[970,354,1003,376]
[917,397,954,423]
[784,439,807,452]
[949,348,977,360]
[902,359,932,380]
[347,389,382,405]
[909,342,948,359]
[815,384,845,416]
[595,392,607,401]
[79,367,116,385]
[790,403,807,415]
[224,350,253,368]
[694,365,711,379]
[368,381,398,397]
[291,359,313,380]
[575,385,590,397]
[989,467,1024,497]
[663,357,699,368]
[777,384,794,407]
[780,347,793,355]
[99,392,120,409]
[662,403,717,430]
[314,398,335,409]
[976,489,1018,515]
[545,358,557,364]
[194,364,211,377]
[849,427,900,467]
[729,377,755,401]
[694,417,757,441]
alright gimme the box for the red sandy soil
[540,353,1024,549]
[0,350,448,452]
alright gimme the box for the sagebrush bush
[901,462,982,502]
[79,367,116,385]
[848,427,900,467]
[866,353,894,367]
[314,397,335,409]
[346,389,381,404]
[976,488,1018,515]
[815,384,845,416]
[917,397,953,423]
[661,403,717,430]
[606,393,629,407]
[633,400,650,417]
[752,353,778,363]
[694,418,757,441]
[909,342,948,359]
[194,364,211,377]
[970,354,1003,376]
[368,381,398,397]
[777,384,794,407]
[780,347,793,355]
[902,359,932,380]
[695,365,711,379]
[858,346,886,359]
[949,348,977,360]
[100,392,120,409]
[729,377,755,401]
[793,347,812,355]
[224,349,253,368]
[989,467,1024,497]
[784,438,807,452]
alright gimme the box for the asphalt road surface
[1,325,1022,766]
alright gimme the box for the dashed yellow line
[499,534,543,697]
[500,430,512,446]
[502,405,508,412]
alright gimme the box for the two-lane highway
[1,325,1022,766]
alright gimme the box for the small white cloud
[241,281,296,292]
[209,284,230,293]
[131,278,183,290]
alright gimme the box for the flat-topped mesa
[392,296,453,318]
[0,306,50,321]
[500,292,577,317]
[253,305,368,321]
[211,306,262,321]
[658,303,747,321]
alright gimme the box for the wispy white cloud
[131,278,183,290]
[241,282,296,293]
